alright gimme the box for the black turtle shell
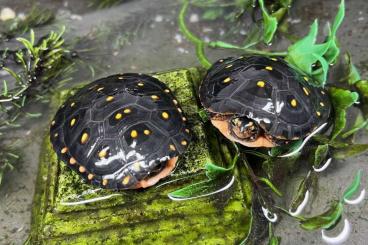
[50,73,191,190]
[199,56,331,140]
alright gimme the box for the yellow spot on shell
[124,108,131,114]
[271,58,277,61]
[290,99,298,107]
[219,59,224,63]
[97,87,104,92]
[98,149,108,159]
[164,89,170,93]
[106,96,114,102]
[122,176,130,185]
[321,90,326,95]
[162,112,169,119]
[102,179,108,186]
[79,166,86,173]
[70,118,76,127]
[118,76,124,80]
[173,99,178,105]
[51,120,55,126]
[320,102,325,107]
[133,162,141,171]
[181,140,188,146]
[177,108,182,113]
[151,95,159,100]
[185,129,190,133]
[70,102,76,107]
[115,113,123,120]
[144,129,151,135]
[69,157,77,164]
[303,76,309,82]
[54,133,58,138]
[137,82,144,87]
[265,66,273,71]
[131,130,138,138]
[61,147,68,154]
[316,111,321,117]
[81,132,89,144]
[88,174,94,180]
[225,64,233,68]
[169,144,176,151]
[223,77,231,84]
[257,81,265,88]
[182,117,187,122]
[303,87,310,96]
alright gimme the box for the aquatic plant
[88,0,127,9]
[0,5,54,39]
[0,27,75,186]
[173,0,367,243]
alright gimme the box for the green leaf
[355,80,368,101]
[202,8,224,21]
[268,236,281,245]
[205,154,238,179]
[343,170,362,200]
[290,173,311,214]
[333,144,368,159]
[341,118,368,138]
[313,144,329,168]
[328,87,359,139]
[323,0,345,64]
[285,20,330,84]
[285,0,345,86]
[342,53,361,85]
[258,0,278,44]
[300,201,343,230]
[167,174,234,200]
[259,177,282,197]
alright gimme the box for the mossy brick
[29,68,254,244]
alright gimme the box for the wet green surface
[29,68,253,244]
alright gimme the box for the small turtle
[50,73,191,190]
[199,55,331,147]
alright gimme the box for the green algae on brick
[29,68,254,244]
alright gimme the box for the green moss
[29,68,253,244]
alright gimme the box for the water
[0,0,367,244]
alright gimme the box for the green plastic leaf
[202,8,224,20]
[342,53,361,85]
[355,80,368,101]
[343,170,362,200]
[205,154,238,179]
[285,0,345,86]
[258,0,278,44]
[323,0,345,64]
[290,173,311,214]
[300,201,343,230]
[168,174,234,200]
[285,20,330,84]
[341,117,368,138]
[313,144,329,168]
[259,177,282,197]
[333,144,368,159]
[329,87,359,139]
[268,236,281,245]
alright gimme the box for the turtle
[50,73,191,190]
[199,55,331,148]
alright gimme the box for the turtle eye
[230,117,260,141]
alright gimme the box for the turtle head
[229,116,260,142]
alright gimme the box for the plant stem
[178,0,212,68]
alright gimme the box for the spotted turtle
[50,73,191,190]
[199,55,331,147]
